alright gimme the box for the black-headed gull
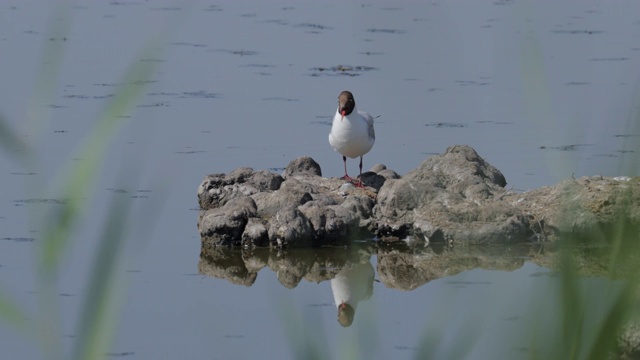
[328,91,376,188]
[330,261,375,327]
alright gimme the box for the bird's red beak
[340,301,347,309]
[341,110,345,121]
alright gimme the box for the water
[0,0,639,358]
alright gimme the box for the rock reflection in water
[377,243,531,291]
[199,242,538,291]
[199,243,377,327]
[198,243,374,288]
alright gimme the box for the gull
[328,91,376,188]
[331,261,375,327]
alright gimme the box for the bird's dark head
[337,302,355,327]
[338,91,355,118]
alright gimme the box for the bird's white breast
[330,262,375,309]
[328,108,375,159]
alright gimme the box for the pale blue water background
[0,0,639,358]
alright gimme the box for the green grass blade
[71,153,168,360]
[30,25,167,360]
[0,114,30,334]
[23,1,71,146]
[585,283,634,360]
[24,4,72,358]
[71,191,131,360]
[0,292,27,331]
[275,293,328,360]
[558,244,584,360]
[39,42,161,274]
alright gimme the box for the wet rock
[618,321,640,359]
[341,195,376,228]
[198,157,377,248]
[370,163,387,173]
[377,168,400,180]
[268,205,314,247]
[252,179,314,219]
[198,145,640,247]
[360,171,386,190]
[507,176,640,242]
[250,169,285,191]
[299,202,360,244]
[198,168,283,210]
[199,196,257,246]
[242,218,269,247]
[282,156,322,178]
[375,145,525,244]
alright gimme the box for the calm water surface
[0,0,639,358]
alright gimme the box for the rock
[374,145,525,244]
[198,168,283,210]
[268,205,314,247]
[360,171,386,190]
[197,159,378,248]
[252,179,314,219]
[199,196,257,246]
[282,156,322,178]
[618,321,640,359]
[250,169,285,191]
[507,176,640,242]
[299,202,361,245]
[370,163,387,173]
[242,218,269,247]
[378,168,401,180]
[341,195,376,228]
[197,145,640,248]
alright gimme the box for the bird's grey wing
[359,111,376,140]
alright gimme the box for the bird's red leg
[355,156,365,188]
[340,155,355,182]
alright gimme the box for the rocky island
[197,145,640,248]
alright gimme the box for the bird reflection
[330,260,375,327]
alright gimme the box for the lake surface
[0,0,639,358]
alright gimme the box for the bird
[330,261,375,327]
[328,90,376,188]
